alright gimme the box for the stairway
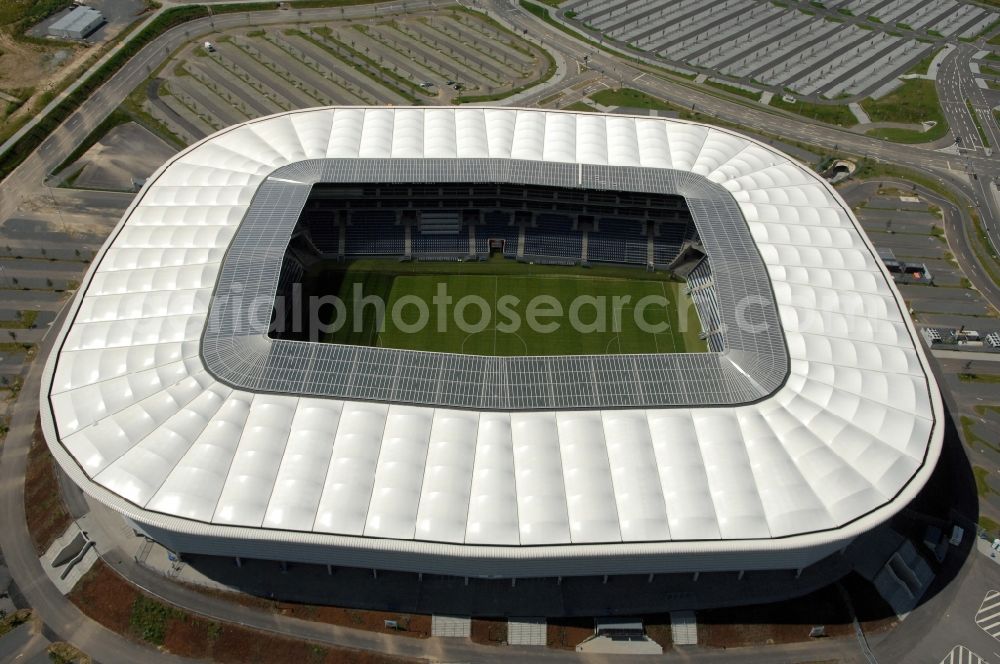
[670,610,698,646]
[418,211,461,235]
[431,615,471,638]
[508,617,546,646]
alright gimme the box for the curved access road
[0,302,198,664]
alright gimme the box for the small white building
[48,6,104,40]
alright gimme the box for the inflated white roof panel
[43,108,942,558]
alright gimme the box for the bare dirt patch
[170,579,431,639]
[24,414,72,555]
[69,560,137,635]
[697,583,863,647]
[71,561,419,663]
[547,617,593,649]
[0,31,81,93]
[470,617,507,646]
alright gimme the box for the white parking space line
[978,591,1000,641]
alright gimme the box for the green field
[299,259,705,356]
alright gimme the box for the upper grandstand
[41,108,943,576]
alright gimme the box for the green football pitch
[301,259,706,356]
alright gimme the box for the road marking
[978,591,1000,641]
[940,645,989,664]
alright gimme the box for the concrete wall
[128,516,852,579]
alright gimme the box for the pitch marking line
[661,281,678,354]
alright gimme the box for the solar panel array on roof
[202,159,787,410]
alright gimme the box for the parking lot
[840,181,1000,544]
[0,189,128,428]
[562,0,997,100]
[145,8,551,144]
[852,191,991,324]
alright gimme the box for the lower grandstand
[294,181,697,266]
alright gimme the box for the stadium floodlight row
[42,107,943,578]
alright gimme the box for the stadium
[41,107,943,580]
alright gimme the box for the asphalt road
[935,41,1000,261]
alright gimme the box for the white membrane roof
[43,107,942,554]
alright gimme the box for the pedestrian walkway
[975,590,1000,641]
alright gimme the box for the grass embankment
[590,87,677,111]
[769,96,857,127]
[910,47,943,76]
[704,80,761,101]
[861,79,949,143]
[975,466,997,498]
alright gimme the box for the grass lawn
[959,372,1000,383]
[769,96,857,127]
[979,63,1000,77]
[590,87,680,113]
[861,79,949,143]
[302,259,703,356]
[981,515,1000,538]
[910,47,944,76]
[704,80,761,101]
[975,465,996,498]
[0,0,72,35]
[562,100,598,112]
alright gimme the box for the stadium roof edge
[40,107,943,572]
